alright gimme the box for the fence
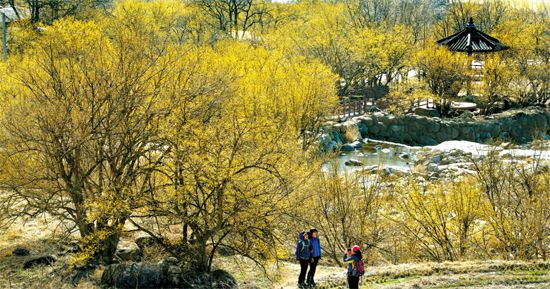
[340,97,377,117]
[410,98,436,109]
[340,97,439,118]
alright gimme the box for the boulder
[351,141,363,149]
[363,165,379,171]
[428,168,439,175]
[101,262,172,289]
[12,247,30,256]
[430,154,442,164]
[413,107,440,118]
[398,153,410,160]
[369,124,380,134]
[330,130,344,144]
[421,137,438,146]
[358,122,369,137]
[324,140,338,152]
[491,124,501,136]
[428,122,441,133]
[480,132,492,141]
[101,261,237,289]
[115,241,142,262]
[372,111,386,119]
[162,257,179,265]
[23,255,56,269]
[210,269,238,289]
[344,159,363,167]
[377,121,387,131]
[135,236,158,251]
[360,116,374,127]
[62,261,99,285]
[449,128,460,139]
[389,125,404,134]
[340,144,355,152]
[458,111,475,119]
[460,126,475,141]
[163,260,183,287]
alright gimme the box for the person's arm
[343,254,353,264]
[318,239,322,259]
[343,255,358,267]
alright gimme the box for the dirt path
[273,261,550,289]
[276,262,345,288]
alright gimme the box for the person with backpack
[307,228,321,287]
[343,245,364,289]
[295,231,312,288]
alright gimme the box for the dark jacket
[295,232,312,260]
[310,237,321,258]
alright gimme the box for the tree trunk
[191,240,210,272]
[78,220,125,265]
[29,0,40,23]
[101,229,122,265]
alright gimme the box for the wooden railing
[340,97,439,118]
[340,97,376,117]
[410,98,436,109]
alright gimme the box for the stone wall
[321,107,550,149]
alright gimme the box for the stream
[324,139,550,175]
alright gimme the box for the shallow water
[428,140,550,159]
[323,140,418,173]
[325,139,550,174]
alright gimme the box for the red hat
[352,245,361,252]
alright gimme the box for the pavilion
[437,17,508,55]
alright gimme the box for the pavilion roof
[437,18,508,54]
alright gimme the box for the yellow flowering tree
[127,40,338,272]
[416,44,468,114]
[0,17,175,264]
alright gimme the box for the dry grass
[344,125,361,143]
[1,218,549,289]
[362,261,550,289]
[0,215,102,289]
[216,257,550,289]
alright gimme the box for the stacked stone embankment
[321,108,550,150]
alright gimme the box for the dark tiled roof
[437,18,508,53]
